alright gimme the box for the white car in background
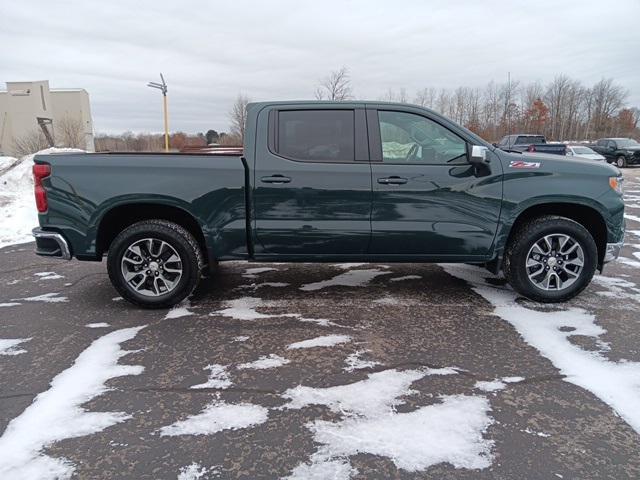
[566,145,605,161]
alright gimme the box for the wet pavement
[1,168,640,479]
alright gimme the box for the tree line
[315,68,638,142]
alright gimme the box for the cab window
[377,111,467,164]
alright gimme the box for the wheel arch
[505,202,608,269]
[95,202,209,263]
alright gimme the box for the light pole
[147,73,169,152]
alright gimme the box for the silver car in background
[566,145,606,161]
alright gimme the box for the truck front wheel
[107,220,203,309]
[504,216,597,303]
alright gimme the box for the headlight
[609,176,624,195]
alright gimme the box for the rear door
[367,106,503,258]
[252,105,372,256]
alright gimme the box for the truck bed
[35,151,250,261]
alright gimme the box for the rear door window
[276,110,355,162]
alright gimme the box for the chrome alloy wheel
[526,233,585,291]
[120,238,183,297]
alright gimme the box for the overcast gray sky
[1,0,638,134]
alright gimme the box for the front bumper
[604,241,623,263]
[32,228,71,260]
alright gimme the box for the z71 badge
[509,160,541,169]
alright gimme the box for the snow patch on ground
[283,368,455,416]
[624,213,640,223]
[287,335,351,350]
[177,462,219,479]
[0,302,21,307]
[0,338,32,356]
[0,148,83,248]
[300,269,392,291]
[231,335,249,342]
[191,364,232,390]
[286,458,357,480]
[14,292,68,303]
[522,428,551,438]
[85,323,110,329]
[0,326,145,479]
[373,295,402,305]
[389,275,422,282]
[159,401,268,436]
[165,301,194,319]
[242,267,277,278]
[475,376,524,393]
[618,256,640,268]
[212,297,274,320]
[343,350,380,372]
[237,354,290,370]
[212,297,342,327]
[308,395,493,472]
[34,272,64,281]
[284,367,493,476]
[442,264,640,435]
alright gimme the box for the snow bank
[0,326,145,479]
[0,148,83,248]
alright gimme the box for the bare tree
[314,67,352,101]
[229,93,251,144]
[13,129,50,157]
[56,116,85,149]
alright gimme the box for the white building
[0,80,94,156]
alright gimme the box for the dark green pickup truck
[32,101,625,307]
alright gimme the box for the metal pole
[162,93,169,152]
[147,73,170,152]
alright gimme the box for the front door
[368,108,503,258]
[253,106,372,256]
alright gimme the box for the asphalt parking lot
[1,169,640,480]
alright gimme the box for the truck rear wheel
[107,220,203,309]
[504,216,597,303]
[616,156,627,168]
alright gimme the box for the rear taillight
[33,164,51,213]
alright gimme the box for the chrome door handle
[377,176,408,185]
[261,175,291,184]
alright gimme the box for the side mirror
[492,142,498,148]
[469,145,490,164]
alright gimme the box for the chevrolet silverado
[32,101,625,307]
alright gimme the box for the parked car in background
[497,134,566,155]
[566,145,605,161]
[592,138,640,167]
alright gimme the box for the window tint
[378,111,467,164]
[276,110,354,162]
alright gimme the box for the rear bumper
[32,228,71,260]
[604,241,623,263]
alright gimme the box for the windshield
[617,139,640,148]
[571,147,596,154]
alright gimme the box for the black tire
[616,156,627,168]
[107,220,203,309]
[504,215,597,303]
